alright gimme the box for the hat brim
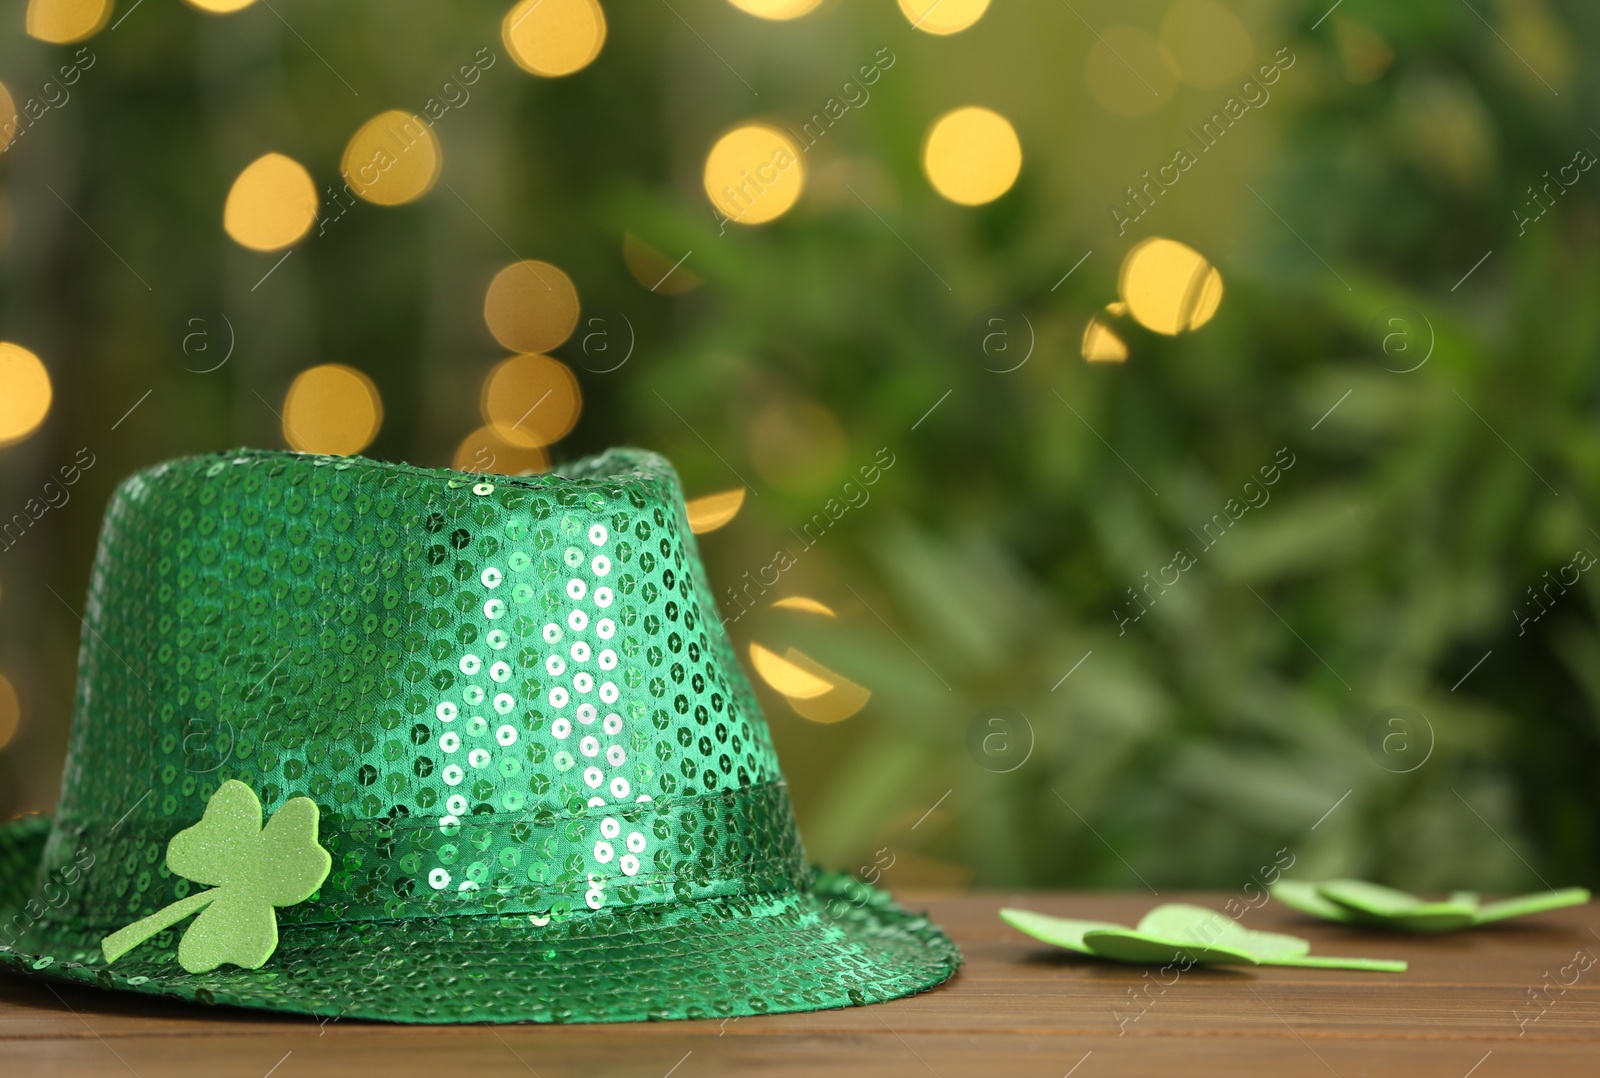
[0,815,959,1023]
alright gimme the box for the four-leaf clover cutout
[101,780,331,973]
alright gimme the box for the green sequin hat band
[0,448,959,1022]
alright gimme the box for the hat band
[35,779,806,934]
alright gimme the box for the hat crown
[32,449,804,937]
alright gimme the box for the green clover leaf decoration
[1000,903,1406,972]
[1272,879,1592,933]
[101,779,331,973]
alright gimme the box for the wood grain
[2,891,1596,1077]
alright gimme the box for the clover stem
[101,889,217,965]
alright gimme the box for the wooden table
[2,892,1596,1076]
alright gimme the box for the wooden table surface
[1,891,1596,1077]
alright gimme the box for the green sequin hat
[0,448,959,1022]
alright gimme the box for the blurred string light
[452,424,551,475]
[0,343,52,448]
[1159,0,1252,89]
[1118,237,1223,334]
[749,642,832,698]
[898,0,989,35]
[1085,25,1177,117]
[483,261,581,354]
[341,110,441,207]
[703,124,805,226]
[622,233,702,294]
[921,106,1021,205]
[223,153,318,252]
[685,488,745,534]
[726,0,822,18]
[0,674,19,752]
[480,353,582,449]
[502,0,607,77]
[184,0,259,11]
[281,364,383,456]
[25,0,111,44]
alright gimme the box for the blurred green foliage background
[1,0,1598,896]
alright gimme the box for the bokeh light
[341,110,441,207]
[921,107,1022,206]
[281,364,383,456]
[749,642,833,699]
[26,0,112,44]
[0,84,15,154]
[0,343,52,448]
[727,0,822,18]
[223,153,318,252]
[771,596,836,617]
[452,425,551,476]
[483,261,581,354]
[704,125,805,226]
[1085,25,1178,117]
[1081,314,1129,363]
[780,648,870,724]
[184,0,259,11]
[622,232,702,294]
[686,488,746,534]
[0,674,19,752]
[503,0,607,78]
[1118,237,1224,335]
[480,354,582,448]
[1159,0,1253,89]
[898,0,989,35]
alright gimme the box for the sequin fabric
[0,448,959,1022]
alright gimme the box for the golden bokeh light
[184,0,259,11]
[921,107,1022,206]
[341,110,441,207]
[1118,237,1224,335]
[281,364,383,456]
[1086,25,1178,117]
[483,261,581,354]
[503,0,607,78]
[0,343,52,448]
[452,425,551,476]
[771,596,836,617]
[749,642,834,700]
[780,648,871,724]
[481,354,582,449]
[727,0,822,18]
[898,0,989,35]
[1159,0,1253,89]
[1082,315,1129,363]
[223,153,318,252]
[26,0,112,44]
[704,125,805,227]
[0,674,19,752]
[686,488,746,534]
[622,232,702,294]
[0,84,15,155]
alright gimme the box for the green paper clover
[1271,879,1591,934]
[999,903,1406,972]
[101,779,331,973]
